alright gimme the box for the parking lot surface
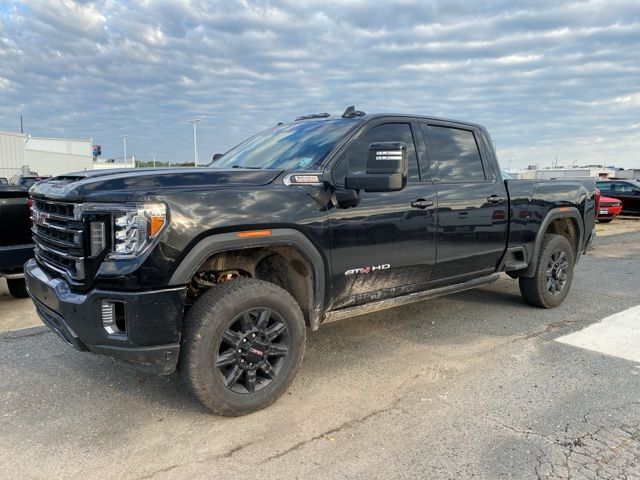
[1,220,640,479]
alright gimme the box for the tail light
[594,187,601,212]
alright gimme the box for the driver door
[327,120,438,309]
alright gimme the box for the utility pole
[122,135,128,166]
[20,115,23,134]
[152,154,156,168]
[189,119,201,166]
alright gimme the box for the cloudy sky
[1,0,639,169]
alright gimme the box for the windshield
[210,119,357,170]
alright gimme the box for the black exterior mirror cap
[368,141,406,150]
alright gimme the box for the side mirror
[345,142,407,192]
[212,153,224,162]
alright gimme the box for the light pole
[122,135,128,166]
[189,119,200,166]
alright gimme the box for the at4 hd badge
[344,264,391,275]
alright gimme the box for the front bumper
[24,259,187,375]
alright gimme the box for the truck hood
[29,167,282,202]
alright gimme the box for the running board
[322,274,500,324]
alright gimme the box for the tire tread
[7,278,29,299]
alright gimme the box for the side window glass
[333,123,420,185]
[423,125,486,182]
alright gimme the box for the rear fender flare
[522,207,584,278]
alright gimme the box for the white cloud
[614,92,640,107]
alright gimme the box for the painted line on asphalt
[556,305,640,363]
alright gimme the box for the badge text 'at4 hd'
[344,264,391,276]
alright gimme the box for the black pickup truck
[25,108,596,415]
[0,185,33,297]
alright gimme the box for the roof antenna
[341,106,365,118]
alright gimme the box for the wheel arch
[521,207,584,278]
[169,229,326,330]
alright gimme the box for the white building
[509,166,618,180]
[0,130,94,179]
[615,169,640,181]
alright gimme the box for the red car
[597,195,623,223]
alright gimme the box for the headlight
[110,202,167,259]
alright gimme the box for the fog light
[101,301,127,337]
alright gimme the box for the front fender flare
[169,229,326,330]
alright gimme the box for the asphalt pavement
[1,220,640,479]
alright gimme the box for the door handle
[487,195,505,204]
[411,199,434,209]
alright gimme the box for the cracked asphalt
[1,221,640,479]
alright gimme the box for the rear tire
[180,279,306,416]
[519,234,574,308]
[7,278,29,299]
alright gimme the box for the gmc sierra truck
[25,108,596,415]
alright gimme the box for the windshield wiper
[230,165,264,170]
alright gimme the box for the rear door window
[421,125,486,182]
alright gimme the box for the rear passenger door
[420,122,508,281]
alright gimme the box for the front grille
[600,202,620,207]
[32,199,86,281]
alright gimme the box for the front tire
[519,234,575,308]
[180,279,306,416]
[7,278,29,299]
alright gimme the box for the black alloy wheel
[216,308,290,394]
[545,250,569,295]
[180,279,306,416]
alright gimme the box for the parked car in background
[597,196,622,223]
[0,177,8,185]
[9,174,50,187]
[596,180,640,215]
[0,185,33,297]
